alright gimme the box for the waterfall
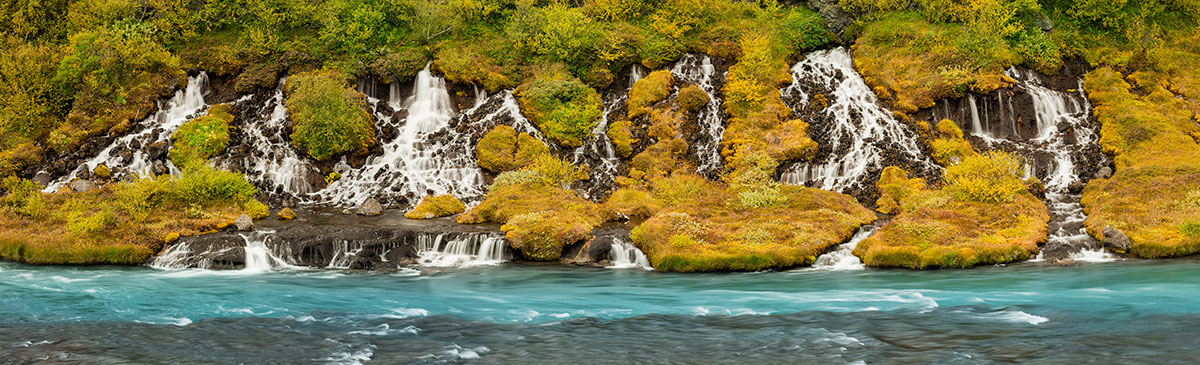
[607,238,653,270]
[150,242,219,270]
[310,64,488,208]
[242,231,293,271]
[779,48,939,195]
[670,55,727,177]
[213,78,320,198]
[979,68,1111,260]
[573,68,647,199]
[44,73,210,192]
[809,224,879,271]
[416,233,508,267]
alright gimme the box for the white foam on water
[416,233,508,267]
[983,310,1050,325]
[322,342,376,365]
[1071,248,1119,263]
[348,324,420,336]
[809,224,879,271]
[164,317,193,327]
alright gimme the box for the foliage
[285,70,376,161]
[607,119,635,158]
[945,151,1026,203]
[604,187,662,218]
[874,166,926,214]
[628,70,673,118]
[405,194,466,219]
[515,67,602,148]
[475,125,550,173]
[169,104,235,168]
[675,84,709,113]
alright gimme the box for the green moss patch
[405,195,466,220]
[169,104,235,168]
[475,125,550,173]
[285,70,376,161]
[514,67,602,148]
[628,70,673,118]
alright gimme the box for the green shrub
[167,165,258,206]
[476,125,551,172]
[1,177,47,220]
[285,70,376,161]
[628,70,673,118]
[169,104,234,168]
[607,119,634,158]
[945,151,1026,203]
[515,67,602,148]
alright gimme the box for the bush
[605,188,663,218]
[169,104,234,168]
[285,70,376,161]
[167,165,258,207]
[945,151,1026,203]
[676,84,709,113]
[607,119,635,158]
[515,67,602,148]
[476,125,550,172]
[875,166,926,214]
[405,194,466,219]
[1,177,47,220]
[628,70,673,118]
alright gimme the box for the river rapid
[3,259,1200,364]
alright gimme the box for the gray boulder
[357,198,384,216]
[1095,166,1113,179]
[1102,225,1131,253]
[69,179,98,193]
[235,214,254,231]
[32,171,51,188]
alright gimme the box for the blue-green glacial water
[3,259,1200,364]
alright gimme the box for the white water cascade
[809,224,880,271]
[607,238,653,270]
[572,68,644,199]
[311,65,488,208]
[670,55,727,176]
[779,48,939,195]
[44,73,211,192]
[416,233,508,267]
[215,78,321,197]
[242,230,294,271]
[999,68,1115,261]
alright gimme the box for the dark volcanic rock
[560,225,629,267]
[1102,225,1132,253]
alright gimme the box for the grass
[0,166,266,265]
[405,195,466,220]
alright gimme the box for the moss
[607,119,635,158]
[276,207,297,220]
[285,70,376,161]
[475,125,550,173]
[855,162,1050,269]
[93,164,111,180]
[459,157,614,261]
[764,119,818,163]
[405,195,466,220]
[628,70,674,118]
[0,166,264,265]
[514,67,602,148]
[676,84,710,114]
[720,34,815,168]
[604,188,663,219]
[169,104,235,168]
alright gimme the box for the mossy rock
[628,70,673,118]
[476,125,550,173]
[502,211,594,261]
[606,119,634,158]
[277,207,297,220]
[405,195,466,220]
[514,68,602,148]
[676,84,710,114]
[169,104,235,168]
[285,71,376,161]
[458,179,613,261]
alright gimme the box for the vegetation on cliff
[169,104,235,168]
[0,166,266,265]
[285,70,376,161]
[475,125,551,173]
[856,154,1050,269]
[405,195,466,220]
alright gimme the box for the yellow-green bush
[285,70,376,161]
[604,187,663,218]
[607,119,635,158]
[515,67,602,148]
[874,166,926,214]
[169,104,235,168]
[676,84,709,113]
[628,70,673,118]
[475,125,550,173]
[405,194,466,219]
[945,151,1026,203]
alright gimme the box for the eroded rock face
[560,225,628,267]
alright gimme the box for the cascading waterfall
[416,233,508,267]
[150,242,217,270]
[311,65,488,208]
[571,68,643,199]
[213,78,321,198]
[809,224,880,271]
[670,55,727,177]
[993,68,1114,261]
[242,231,293,271]
[779,48,939,196]
[44,73,211,192]
[607,238,653,270]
